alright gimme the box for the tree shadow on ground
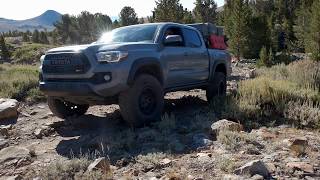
[54,95,215,164]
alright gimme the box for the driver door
[160,26,192,88]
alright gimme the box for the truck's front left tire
[47,97,89,119]
[119,74,164,127]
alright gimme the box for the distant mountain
[0,10,62,32]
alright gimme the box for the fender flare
[209,60,227,81]
[127,58,163,85]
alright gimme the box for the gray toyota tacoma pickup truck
[39,23,231,127]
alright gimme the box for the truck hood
[47,44,91,53]
[47,42,158,54]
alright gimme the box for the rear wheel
[47,97,89,119]
[119,74,164,127]
[206,72,227,102]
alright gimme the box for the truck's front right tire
[47,97,89,119]
[119,74,164,127]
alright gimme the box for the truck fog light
[104,75,111,81]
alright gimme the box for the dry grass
[215,156,237,173]
[135,152,168,170]
[217,130,255,152]
[214,60,320,129]
[0,64,44,102]
[39,157,112,180]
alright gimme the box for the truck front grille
[42,53,91,74]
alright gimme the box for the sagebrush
[214,60,320,129]
[0,64,44,102]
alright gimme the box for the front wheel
[206,72,227,102]
[119,74,164,127]
[47,97,89,119]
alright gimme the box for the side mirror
[164,35,183,45]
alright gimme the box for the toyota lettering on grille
[50,59,72,65]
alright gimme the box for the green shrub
[257,46,271,67]
[12,43,54,64]
[0,64,44,102]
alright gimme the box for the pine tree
[294,1,313,52]
[257,46,270,67]
[22,33,30,42]
[39,31,49,44]
[77,11,96,43]
[119,6,139,26]
[51,30,58,45]
[224,0,252,60]
[193,0,217,24]
[94,13,112,38]
[54,14,80,44]
[0,35,11,60]
[246,15,270,58]
[154,0,185,23]
[308,0,320,61]
[183,9,195,24]
[32,30,40,43]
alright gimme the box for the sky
[0,0,225,20]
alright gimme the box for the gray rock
[0,146,31,165]
[192,133,213,149]
[286,162,314,173]
[250,174,264,180]
[0,99,19,120]
[6,175,23,180]
[234,160,270,178]
[34,126,53,139]
[87,157,110,174]
[34,129,44,139]
[222,174,245,180]
[0,127,9,137]
[0,137,9,150]
[211,119,243,137]
[246,69,256,79]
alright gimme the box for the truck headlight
[96,51,128,63]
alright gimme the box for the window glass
[164,27,185,47]
[183,28,202,48]
[98,24,158,43]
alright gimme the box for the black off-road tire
[119,74,164,127]
[206,72,227,102]
[47,97,89,119]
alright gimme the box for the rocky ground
[0,62,319,180]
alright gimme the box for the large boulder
[234,160,270,178]
[192,133,213,149]
[0,146,31,166]
[211,119,243,137]
[0,99,19,120]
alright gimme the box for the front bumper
[39,82,96,97]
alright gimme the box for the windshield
[97,24,159,43]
